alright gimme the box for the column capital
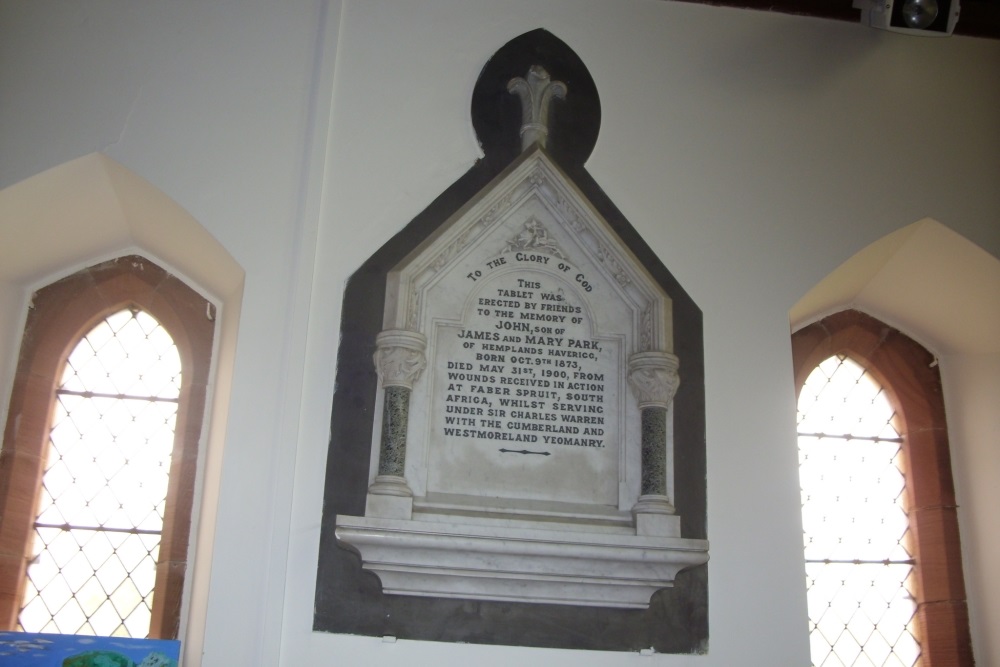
[374,329,427,389]
[627,351,680,409]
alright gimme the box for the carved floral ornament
[628,351,681,409]
[503,218,567,258]
[507,65,567,151]
[373,330,427,389]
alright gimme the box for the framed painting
[0,633,179,667]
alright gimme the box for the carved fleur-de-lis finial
[507,65,567,152]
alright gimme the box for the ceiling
[675,0,1000,39]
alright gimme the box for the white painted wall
[1,1,998,665]
[942,355,1000,663]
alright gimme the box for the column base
[633,494,679,537]
[366,475,414,519]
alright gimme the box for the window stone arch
[792,309,972,665]
[0,255,214,638]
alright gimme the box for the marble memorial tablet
[335,135,708,607]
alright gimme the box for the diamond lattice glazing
[18,308,180,638]
[798,355,920,667]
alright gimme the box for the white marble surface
[336,147,706,607]
[335,514,708,609]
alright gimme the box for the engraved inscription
[437,264,614,456]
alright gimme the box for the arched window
[0,256,214,639]
[792,310,973,666]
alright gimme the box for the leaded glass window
[798,354,920,667]
[17,308,181,638]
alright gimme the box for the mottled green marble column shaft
[641,406,667,496]
[378,385,410,476]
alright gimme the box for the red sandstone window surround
[0,256,214,639]
[792,310,973,666]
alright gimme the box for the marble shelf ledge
[412,493,637,534]
[334,515,709,608]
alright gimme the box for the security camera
[854,0,960,36]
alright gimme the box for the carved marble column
[628,352,680,534]
[368,330,426,503]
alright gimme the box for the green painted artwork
[0,633,179,667]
